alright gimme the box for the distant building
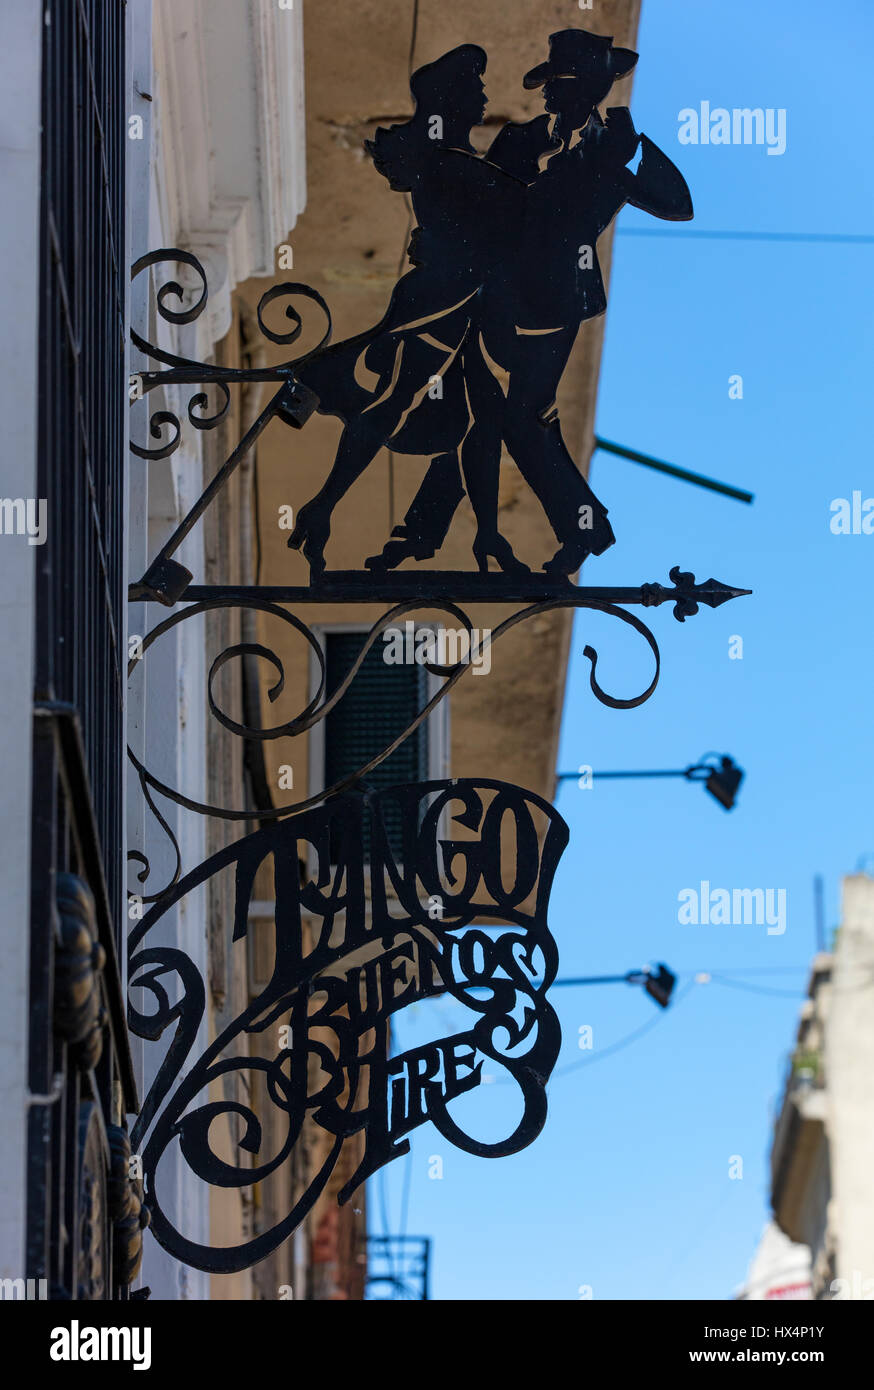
[736,1222,810,1301]
[768,875,874,1299]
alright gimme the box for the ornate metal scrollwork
[129,249,326,605]
[125,574,748,905]
[126,28,753,1279]
[128,779,567,1273]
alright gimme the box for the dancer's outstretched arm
[625,132,694,220]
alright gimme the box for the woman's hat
[523,30,638,90]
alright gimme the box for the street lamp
[552,963,677,1010]
[556,753,744,811]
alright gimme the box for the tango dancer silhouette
[288,31,693,579]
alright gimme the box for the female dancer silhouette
[289,45,528,576]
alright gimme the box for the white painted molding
[153,0,306,347]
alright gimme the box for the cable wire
[549,980,698,1081]
[705,974,805,999]
[617,227,874,245]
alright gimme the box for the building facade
[769,875,874,1299]
[736,1222,811,1302]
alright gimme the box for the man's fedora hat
[523,30,638,90]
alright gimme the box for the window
[312,627,450,862]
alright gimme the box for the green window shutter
[323,632,430,860]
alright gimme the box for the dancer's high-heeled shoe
[542,513,615,576]
[472,531,531,576]
[287,502,331,578]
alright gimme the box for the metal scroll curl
[130,247,334,359]
[128,248,330,521]
[125,588,665,905]
[128,778,568,1273]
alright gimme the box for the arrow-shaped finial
[640,567,752,622]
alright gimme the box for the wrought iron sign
[127,30,750,1274]
[130,780,565,1271]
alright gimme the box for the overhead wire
[435,961,810,1089]
[549,980,697,1080]
[617,227,874,245]
[704,975,807,999]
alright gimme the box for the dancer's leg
[500,332,614,570]
[365,451,464,570]
[459,335,528,573]
[289,348,429,573]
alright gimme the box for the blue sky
[370,0,874,1300]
